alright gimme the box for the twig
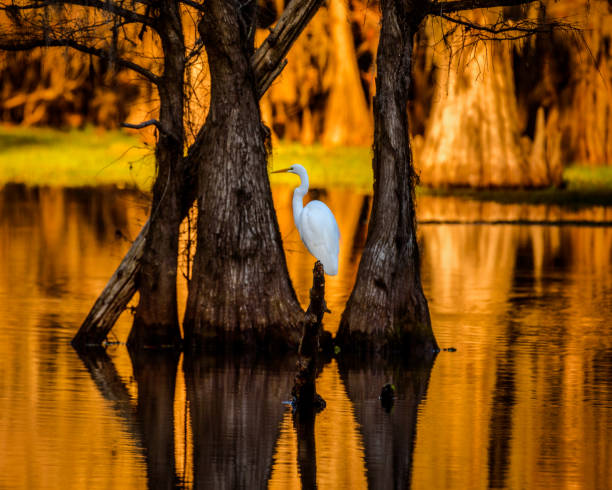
[121,119,163,131]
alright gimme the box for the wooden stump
[291,261,328,413]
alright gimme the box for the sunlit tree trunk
[322,0,373,146]
[183,0,303,350]
[558,0,612,166]
[128,3,185,350]
[418,10,537,187]
[337,0,437,356]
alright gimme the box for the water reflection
[338,356,435,489]
[183,353,297,489]
[1,186,611,489]
[270,360,369,489]
[293,401,318,490]
[130,349,181,489]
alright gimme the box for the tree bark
[182,0,303,351]
[127,2,185,350]
[336,0,438,357]
[522,0,612,167]
[72,0,325,349]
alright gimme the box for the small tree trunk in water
[183,0,302,350]
[291,262,327,489]
[292,261,327,411]
[128,3,185,350]
[336,0,437,357]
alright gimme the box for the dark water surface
[0,185,611,489]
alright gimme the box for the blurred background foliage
[0,0,611,189]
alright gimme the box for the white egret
[272,164,340,276]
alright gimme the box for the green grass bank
[1,126,611,206]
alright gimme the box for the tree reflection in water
[338,356,435,489]
[130,349,181,490]
[77,346,436,489]
[9,186,609,489]
[183,353,297,490]
[78,348,181,489]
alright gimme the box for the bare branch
[121,119,162,130]
[258,58,287,95]
[251,0,324,97]
[186,37,204,62]
[428,0,538,15]
[0,37,160,83]
[0,0,154,26]
[435,11,578,42]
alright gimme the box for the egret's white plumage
[274,164,340,275]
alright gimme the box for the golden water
[0,185,610,489]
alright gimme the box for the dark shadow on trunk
[349,194,371,264]
[338,354,436,489]
[337,0,437,358]
[183,352,298,490]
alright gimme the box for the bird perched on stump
[272,164,340,275]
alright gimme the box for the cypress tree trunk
[128,3,185,350]
[552,0,612,166]
[72,0,325,349]
[418,10,535,187]
[183,0,302,350]
[337,0,437,356]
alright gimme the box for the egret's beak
[271,167,292,174]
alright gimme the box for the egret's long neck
[292,169,309,222]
